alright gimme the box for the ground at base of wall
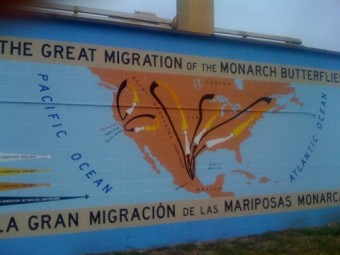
[97,223,340,255]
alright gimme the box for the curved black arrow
[150,81,195,179]
[194,97,272,159]
[190,94,215,150]
[116,79,128,121]
[124,114,157,132]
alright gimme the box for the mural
[90,68,300,197]
[0,17,340,255]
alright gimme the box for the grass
[99,223,340,255]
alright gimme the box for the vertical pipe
[175,0,214,34]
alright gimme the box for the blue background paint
[0,15,340,254]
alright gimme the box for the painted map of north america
[90,68,301,197]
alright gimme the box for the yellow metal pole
[175,0,214,34]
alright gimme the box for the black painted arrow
[0,195,89,206]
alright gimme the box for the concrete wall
[0,15,340,255]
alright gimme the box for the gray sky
[43,0,340,52]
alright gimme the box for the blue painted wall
[0,15,340,255]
